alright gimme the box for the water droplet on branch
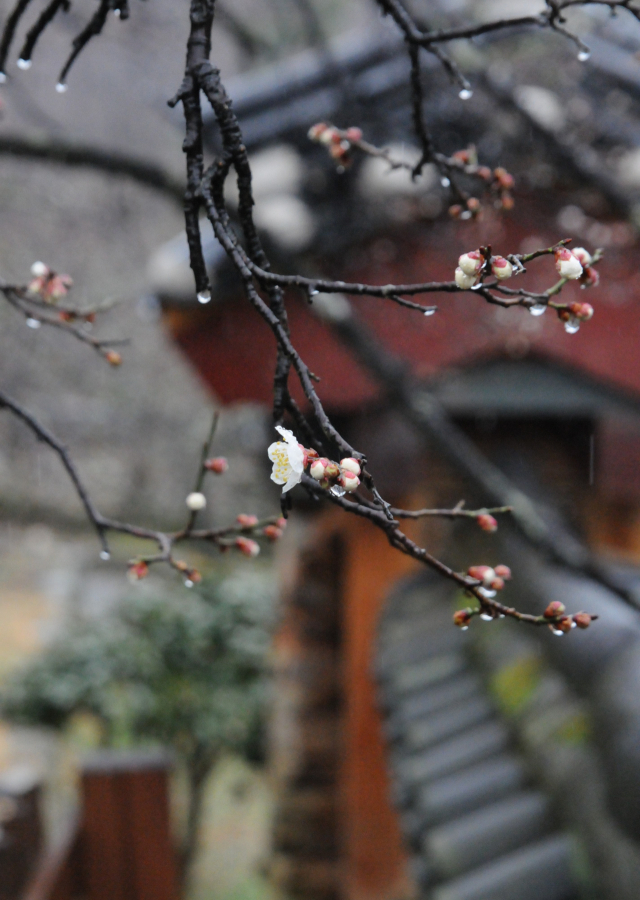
[55,82,68,93]
[0,72,6,83]
[440,176,450,187]
[529,303,546,316]
[17,58,31,70]
[578,50,591,62]
[26,317,41,329]
[197,290,211,304]
[330,485,346,497]
[423,308,436,316]
[184,579,194,588]
[100,550,111,561]
[480,613,493,621]
[564,316,580,334]
[458,88,473,100]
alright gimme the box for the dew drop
[480,612,493,621]
[440,176,450,187]
[478,587,497,599]
[460,210,472,220]
[0,72,6,83]
[458,88,473,100]
[423,307,436,317]
[17,58,31,70]
[577,50,591,62]
[55,82,68,93]
[114,7,121,16]
[100,550,111,561]
[330,485,346,497]
[460,625,469,631]
[551,628,564,636]
[499,614,506,619]
[471,281,483,290]
[197,290,211,304]
[308,287,319,297]
[530,303,546,316]
[26,317,41,329]
[184,579,194,588]
[564,316,580,334]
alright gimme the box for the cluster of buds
[454,248,514,289]
[309,455,361,495]
[28,262,72,303]
[59,309,95,326]
[307,122,362,170]
[543,600,593,635]
[448,162,514,219]
[467,563,512,599]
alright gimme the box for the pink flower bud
[308,122,328,141]
[324,461,341,479]
[302,446,319,467]
[543,600,566,619]
[555,248,583,280]
[205,457,228,474]
[453,609,472,628]
[235,537,260,557]
[339,471,360,492]
[310,458,329,480]
[345,127,363,142]
[572,247,592,267]
[477,513,498,532]
[455,267,478,290]
[568,301,594,321]
[494,167,514,189]
[340,457,361,476]
[555,616,574,634]
[580,266,599,288]
[237,514,258,528]
[491,257,513,280]
[106,350,122,367]
[458,250,484,277]
[263,524,283,541]
[494,564,512,580]
[467,565,496,586]
[128,561,149,581]
[276,517,287,530]
[573,613,592,629]
[488,576,505,591]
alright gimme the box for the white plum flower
[268,426,305,493]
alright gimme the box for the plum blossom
[268,426,305,493]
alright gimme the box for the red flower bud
[106,350,122,367]
[276,517,287,529]
[494,564,512,580]
[477,513,498,532]
[263,525,283,541]
[467,565,496,586]
[237,514,259,528]
[488,577,505,592]
[128,561,149,581]
[453,609,472,628]
[555,616,574,633]
[205,456,228,474]
[543,600,566,619]
[345,127,363,142]
[235,536,260,557]
[573,613,592,629]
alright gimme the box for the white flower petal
[282,470,303,492]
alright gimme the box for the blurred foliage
[0,565,276,881]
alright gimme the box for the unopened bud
[580,266,599,288]
[477,513,498,532]
[308,122,328,141]
[555,248,583,280]
[555,616,574,633]
[572,247,592,267]
[339,470,360,492]
[128,561,149,581]
[494,564,512,580]
[205,456,228,474]
[491,257,513,280]
[543,600,566,619]
[453,608,472,628]
[235,536,260,557]
[488,576,505,592]
[186,491,206,511]
[310,458,329,480]
[449,204,463,218]
[324,461,341,479]
[568,301,594,321]
[263,524,283,541]
[106,350,122,366]
[573,612,592,629]
[466,197,480,213]
[467,565,496,586]
[237,514,258,528]
[340,457,361,476]
[458,251,483,277]
[494,167,514,190]
[302,447,319,467]
[455,267,478,289]
[345,127,363,142]
[187,568,202,584]
[276,517,287,529]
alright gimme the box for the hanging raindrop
[184,579,194,588]
[471,281,483,290]
[564,316,580,334]
[460,210,472,220]
[0,72,6,83]
[55,82,68,93]
[577,50,591,62]
[460,625,469,631]
[330,485,346,497]
[423,308,436,316]
[458,88,473,100]
[480,612,493,621]
[26,317,41,329]
[197,290,211,304]
[529,303,546,316]
[551,628,564,636]
[440,176,450,187]
[100,550,111,561]
[478,587,497,599]
[308,287,319,297]
[17,58,31,70]
[114,7,122,16]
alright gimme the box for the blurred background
[2,2,640,900]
